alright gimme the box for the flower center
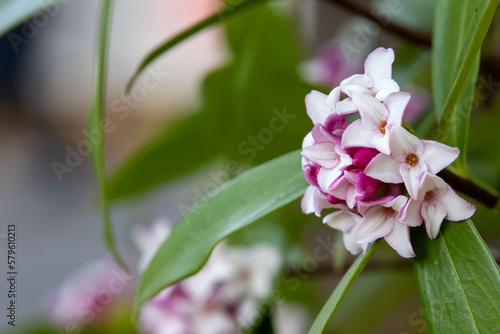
[425,191,432,200]
[380,122,387,134]
[384,207,395,214]
[406,153,418,166]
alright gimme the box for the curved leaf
[413,220,500,333]
[0,0,63,37]
[435,0,498,144]
[126,0,265,92]
[308,241,379,334]
[107,114,222,200]
[88,0,126,269]
[134,150,307,313]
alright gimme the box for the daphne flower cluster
[136,220,282,334]
[301,47,476,258]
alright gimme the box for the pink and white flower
[400,172,476,239]
[46,258,133,327]
[300,47,476,258]
[356,195,415,258]
[364,126,459,199]
[136,221,282,334]
[341,92,410,154]
[323,209,368,255]
[327,47,400,115]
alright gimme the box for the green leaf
[88,0,126,269]
[126,0,265,92]
[108,114,222,200]
[444,56,479,174]
[108,65,234,201]
[0,0,63,37]
[308,241,379,334]
[413,220,500,333]
[434,0,498,144]
[134,150,307,313]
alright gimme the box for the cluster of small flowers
[301,47,476,258]
[136,220,282,334]
[46,219,284,334]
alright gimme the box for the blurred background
[1,0,499,333]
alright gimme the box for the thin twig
[321,0,432,46]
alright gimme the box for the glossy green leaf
[126,0,265,92]
[134,150,307,313]
[445,56,479,175]
[308,241,379,334]
[434,0,498,145]
[0,0,63,37]
[413,220,500,333]
[88,0,126,269]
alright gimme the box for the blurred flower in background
[136,220,283,333]
[46,257,134,329]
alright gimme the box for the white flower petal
[417,172,450,201]
[399,198,423,227]
[365,153,403,183]
[323,210,361,232]
[352,94,388,130]
[336,98,358,115]
[389,126,424,161]
[399,163,427,199]
[305,90,333,124]
[384,221,415,258]
[339,73,373,89]
[364,47,395,82]
[421,140,460,174]
[370,131,391,155]
[345,186,356,209]
[343,229,364,255]
[302,131,314,149]
[421,200,447,239]
[375,78,400,100]
[438,186,476,221]
[302,142,339,169]
[385,91,410,126]
[329,175,352,199]
[391,195,409,212]
[301,186,316,215]
[341,119,380,150]
[355,207,394,243]
[317,167,344,193]
[326,86,341,108]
